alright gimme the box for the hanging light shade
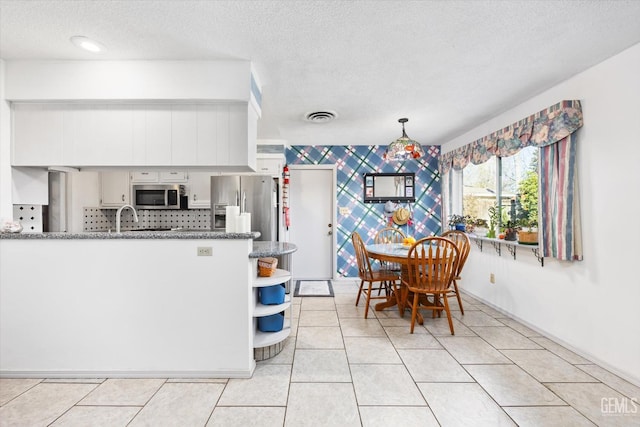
[384,118,424,161]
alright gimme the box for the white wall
[0,60,12,219]
[442,43,640,386]
[4,60,252,101]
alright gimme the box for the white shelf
[254,295,291,317]
[254,319,291,349]
[253,269,292,288]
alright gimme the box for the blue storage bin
[260,284,285,305]
[258,312,285,332]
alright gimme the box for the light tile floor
[1,280,639,426]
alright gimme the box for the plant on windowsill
[502,220,519,241]
[517,218,538,245]
[447,214,469,232]
[487,205,500,238]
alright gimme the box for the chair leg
[442,293,455,335]
[410,292,419,334]
[391,280,402,317]
[364,282,374,319]
[453,280,464,314]
[355,279,365,306]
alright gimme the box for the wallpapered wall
[285,145,442,277]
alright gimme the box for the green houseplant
[517,217,538,244]
[448,214,469,231]
[487,205,500,238]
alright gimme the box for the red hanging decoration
[282,165,290,229]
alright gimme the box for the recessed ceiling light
[70,36,105,53]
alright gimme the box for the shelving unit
[468,235,544,266]
[252,268,292,355]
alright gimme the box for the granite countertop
[0,230,261,240]
[250,241,298,258]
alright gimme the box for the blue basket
[259,284,285,305]
[258,312,284,332]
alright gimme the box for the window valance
[440,100,583,174]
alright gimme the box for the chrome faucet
[116,204,139,233]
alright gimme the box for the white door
[288,166,335,280]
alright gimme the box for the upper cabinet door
[145,106,172,165]
[70,105,135,166]
[171,105,198,166]
[196,105,218,165]
[12,103,64,166]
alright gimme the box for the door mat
[293,280,334,297]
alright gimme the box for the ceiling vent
[304,111,337,123]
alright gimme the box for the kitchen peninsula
[0,231,296,379]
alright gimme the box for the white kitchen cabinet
[130,171,188,183]
[172,105,198,165]
[69,105,135,166]
[12,103,65,166]
[145,106,172,165]
[12,102,257,169]
[130,171,158,183]
[255,157,283,176]
[186,172,212,208]
[253,269,292,350]
[100,171,130,207]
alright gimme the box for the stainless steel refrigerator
[210,175,278,241]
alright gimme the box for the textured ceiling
[2,0,640,147]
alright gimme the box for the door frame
[287,164,337,280]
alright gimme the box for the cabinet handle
[170,172,177,175]
[193,194,197,201]
[141,172,149,176]
[121,194,125,202]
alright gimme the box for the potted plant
[487,205,500,238]
[447,214,468,231]
[517,218,538,245]
[503,220,519,241]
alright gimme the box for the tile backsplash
[84,208,211,232]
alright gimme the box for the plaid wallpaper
[286,145,442,278]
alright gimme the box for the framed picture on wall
[406,176,413,186]
[406,187,413,197]
[365,175,373,187]
[366,187,373,197]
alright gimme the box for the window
[460,146,538,232]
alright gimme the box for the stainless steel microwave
[133,184,185,209]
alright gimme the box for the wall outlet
[490,273,495,284]
[197,247,212,256]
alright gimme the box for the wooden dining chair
[403,236,460,334]
[374,226,406,295]
[351,232,402,318]
[374,227,406,269]
[441,230,471,314]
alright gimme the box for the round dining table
[366,242,452,322]
[365,243,412,313]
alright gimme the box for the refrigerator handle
[241,191,247,213]
[235,190,240,207]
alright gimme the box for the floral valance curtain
[440,100,584,261]
[440,100,583,175]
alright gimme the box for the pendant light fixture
[384,118,424,161]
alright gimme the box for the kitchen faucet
[116,204,139,233]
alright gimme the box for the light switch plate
[339,207,350,215]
